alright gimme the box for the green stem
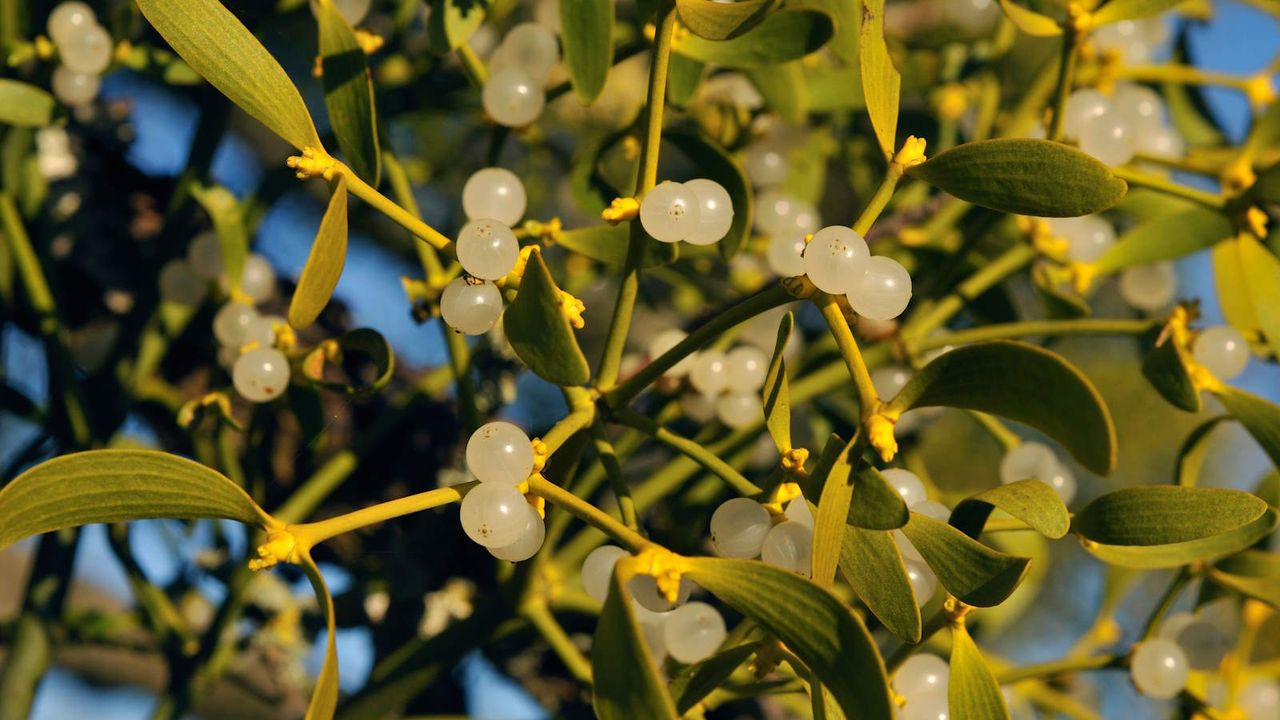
[815,294,880,419]
[1048,29,1080,142]
[913,317,1154,352]
[611,408,763,497]
[528,474,652,553]
[590,419,641,531]
[294,483,475,547]
[996,653,1120,684]
[522,601,593,685]
[884,609,950,671]
[604,284,793,407]
[595,0,677,390]
[968,411,1021,452]
[853,163,906,236]
[339,163,454,252]
[456,42,488,87]
[1139,566,1193,640]
[1115,64,1249,89]
[901,243,1037,342]
[1111,166,1226,209]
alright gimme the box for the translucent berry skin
[1119,262,1176,312]
[1136,124,1186,161]
[688,349,729,397]
[466,421,535,485]
[766,235,807,277]
[1158,612,1230,670]
[490,23,560,85]
[48,2,96,45]
[1063,89,1112,141]
[482,69,546,127]
[893,653,949,697]
[1048,215,1115,263]
[906,559,938,606]
[459,482,531,548]
[725,345,768,391]
[744,143,789,187]
[232,347,291,403]
[680,392,717,423]
[51,65,100,106]
[683,179,734,246]
[900,695,948,720]
[663,601,727,664]
[912,500,951,521]
[710,498,772,558]
[802,226,869,295]
[213,302,259,348]
[58,22,112,74]
[882,468,927,508]
[785,497,814,527]
[1130,639,1189,700]
[158,260,208,307]
[755,190,819,238]
[456,219,521,280]
[1192,325,1250,380]
[187,231,224,280]
[242,314,282,349]
[1112,82,1166,133]
[847,255,912,321]
[239,254,276,304]
[1239,678,1280,719]
[761,521,813,577]
[489,503,545,562]
[440,278,503,336]
[639,181,698,244]
[462,168,527,227]
[1079,112,1136,167]
[715,391,763,429]
[331,0,373,25]
[581,545,628,603]
[629,574,694,612]
[1000,441,1076,504]
[647,329,696,377]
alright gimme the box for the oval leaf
[669,640,765,714]
[290,178,349,329]
[997,0,1062,36]
[1174,416,1231,486]
[1212,385,1280,469]
[1213,238,1261,337]
[949,479,1071,540]
[1073,486,1277,568]
[304,327,395,396]
[664,130,754,260]
[683,557,894,720]
[0,450,274,550]
[949,622,1010,720]
[505,247,591,386]
[1093,0,1187,26]
[1232,233,1280,361]
[1141,324,1202,412]
[667,54,705,109]
[561,0,613,103]
[300,553,340,720]
[0,80,56,127]
[1210,551,1280,607]
[850,466,910,531]
[747,62,808,123]
[1093,206,1232,274]
[906,139,1128,217]
[593,571,678,720]
[839,526,921,641]
[316,0,381,185]
[136,0,321,151]
[191,183,250,295]
[813,445,856,586]
[887,340,1117,475]
[673,9,835,68]
[676,0,778,40]
[763,312,794,453]
[900,512,1031,607]
[860,0,900,158]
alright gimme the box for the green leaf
[668,640,765,714]
[1257,163,1280,204]
[683,557,894,720]
[1141,324,1201,413]
[674,9,835,68]
[805,66,864,113]
[664,130,754,260]
[1210,551,1280,607]
[747,62,808,124]
[1214,237,1262,336]
[1212,385,1280,469]
[191,183,249,295]
[849,466,910,531]
[906,139,1128,217]
[289,178,349,329]
[426,0,487,54]
[316,0,381,185]
[950,479,1070,540]
[303,327,395,396]
[0,80,56,127]
[556,224,673,271]
[1073,486,1277,568]
[887,340,1117,475]
[1093,0,1188,26]
[300,553,340,720]
[1175,416,1231,486]
[1232,233,1280,360]
[996,0,1063,36]
[593,571,678,720]
[949,622,1010,720]
[900,512,1031,607]
[667,54,705,109]
[859,0,900,158]
[793,0,858,63]
[505,248,591,386]
[839,526,921,641]
[1093,207,1232,274]
[135,0,320,151]
[561,0,613,103]
[762,312,794,453]
[676,0,778,40]
[0,450,273,550]
[813,441,856,586]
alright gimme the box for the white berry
[458,482,530,548]
[489,503,545,562]
[1000,441,1075,504]
[785,497,814,527]
[1239,678,1280,720]
[913,500,951,521]
[491,23,560,85]
[1079,112,1136,167]
[1048,215,1115,263]
[187,231,224,280]
[725,345,768,391]
[755,190,819,237]
[893,653,949,698]
[766,235,807,277]
[51,65,99,106]
[1063,89,1112,141]
[1158,612,1230,670]
[47,3,96,45]
[761,521,813,577]
[466,421,534,484]
[158,259,208,307]
[1119,262,1177,312]
[1192,325,1249,380]
[1130,639,1189,699]
[803,226,870,295]
[457,219,520,280]
[680,392,717,423]
[683,179,734,246]
[581,545,628,603]
[242,314,283,349]
[716,391,763,428]
[905,559,938,606]
[440,278,503,335]
[846,255,912,321]
[640,181,698,244]
[239,254,276,304]
[232,347,290,403]
[688,349,729,397]
[710,498,771,558]
[463,168,527,227]
[58,22,112,74]
[1112,83,1165,133]
[663,602,726,664]
[482,69,546,127]
[744,142,789,187]
[882,468,927,508]
[213,302,259,348]
[629,574,693,613]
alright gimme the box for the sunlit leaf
[561,0,613,103]
[949,622,1010,719]
[1213,237,1261,336]
[505,248,592,386]
[191,183,249,295]
[747,62,808,123]
[289,178,349,329]
[1232,233,1280,360]
[555,224,669,270]
[668,640,765,714]
[949,479,1070,539]
[900,512,1031,607]
[849,466,910,531]
[839,526,921,641]
[813,439,856,586]
[316,0,381,185]
[135,0,321,151]
[667,54,705,108]
[0,450,274,550]
[1212,385,1280,469]
[676,0,778,40]
[0,80,56,127]
[1174,416,1231,486]
[300,553,340,720]
[859,0,900,158]
[1210,550,1280,607]
[997,0,1062,36]
[594,571,678,719]
[763,312,794,453]
[1141,324,1201,413]
[1093,207,1231,274]
[426,0,486,53]
[674,9,835,68]
[1094,0,1189,26]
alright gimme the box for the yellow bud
[780,448,810,475]
[559,290,586,329]
[601,197,640,224]
[898,227,927,247]
[530,438,549,474]
[1244,206,1269,239]
[526,494,546,520]
[1244,72,1277,110]
[1221,157,1257,198]
[113,40,133,64]
[286,147,339,181]
[248,529,301,571]
[354,29,385,55]
[1070,261,1099,294]
[867,410,900,463]
[312,55,324,79]
[629,547,688,604]
[34,36,55,60]
[933,84,968,121]
[893,136,928,169]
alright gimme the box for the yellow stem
[338,163,454,252]
[815,294,880,419]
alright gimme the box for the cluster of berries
[639,179,735,246]
[482,23,560,127]
[708,495,816,578]
[47,2,113,106]
[646,330,768,429]
[456,422,545,561]
[440,168,528,335]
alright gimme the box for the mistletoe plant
[0,0,1279,718]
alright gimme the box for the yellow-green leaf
[793,0,858,63]
[593,571,678,720]
[1073,486,1277,568]
[859,0,900,158]
[505,247,591,386]
[289,178,349,329]
[1233,233,1280,360]
[1174,416,1231,486]
[747,62,808,124]
[839,526,921,641]
[135,0,320,151]
[849,467,911,531]
[316,0,381,185]
[300,553,340,720]
[0,80,56,127]
[813,440,856,586]
[668,640,765,714]
[1212,385,1280,469]
[556,224,669,270]
[674,9,835,68]
[906,139,1128,217]
[667,54,705,108]
[191,183,249,295]
[997,0,1063,36]
[900,512,1031,607]
[0,450,274,550]
[949,622,1010,720]
[426,0,486,53]
[1210,551,1280,607]
[561,0,614,103]
[762,312,794,453]
[1093,0,1188,26]
[303,327,395,396]
[1093,207,1232,275]
[949,479,1070,539]
[683,557,894,720]
[887,340,1117,475]
[676,0,778,40]
[1142,324,1201,412]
